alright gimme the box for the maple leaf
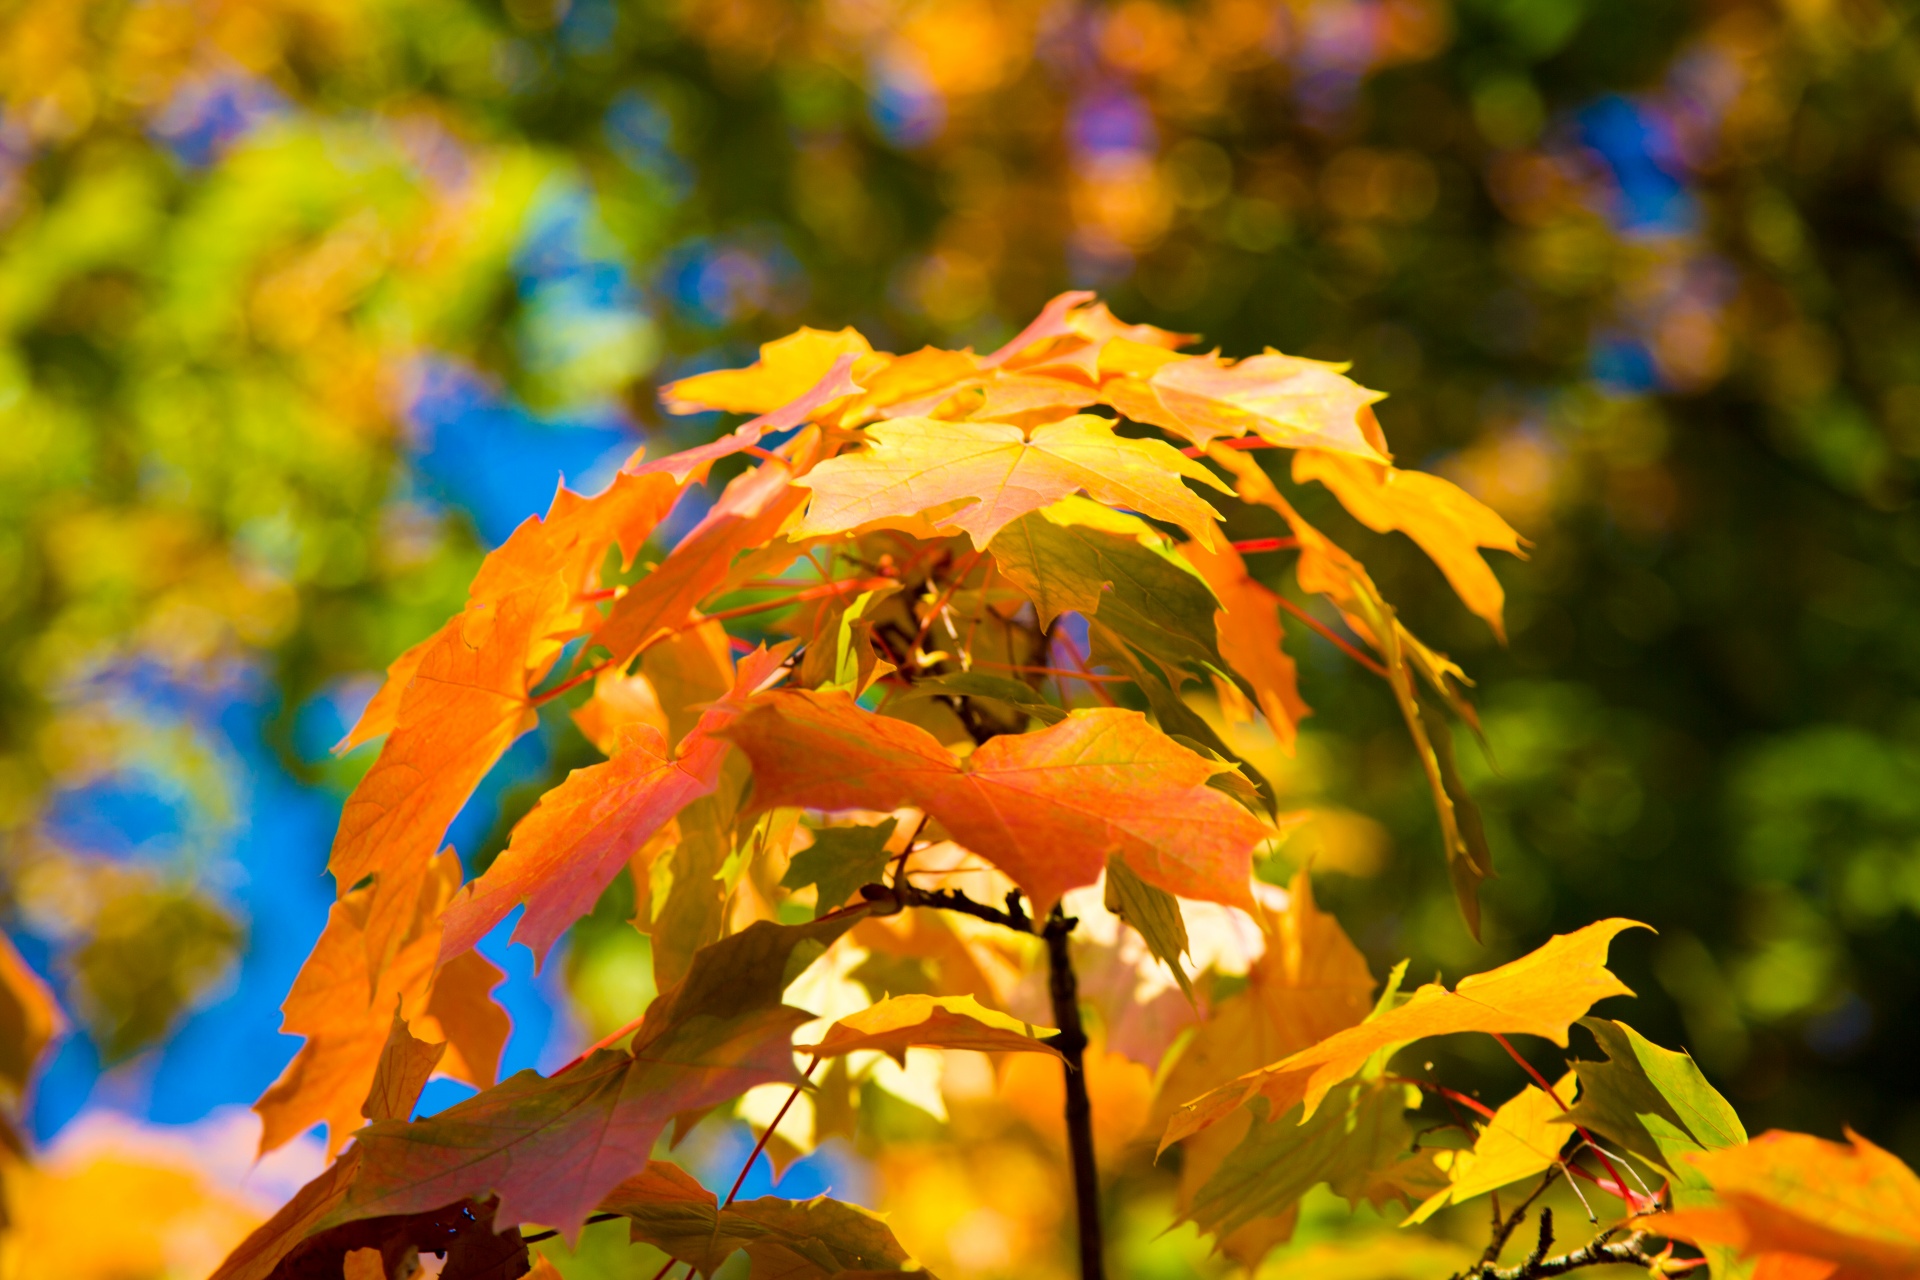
[593,459,809,665]
[1105,352,1390,460]
[361,1007,447,1125]
[1178,539,1311,752]
[796,993,1061,1063]
[256,851,510,1156]
[1651,1130,1920,1280]
[1208,444,1493,935]
[1553,1016,1745,1171]
[781,819,899,918]
[662,327,877,415]
[990,502,1223,678]
[328,579,562,991]
[601,1161,933,1278]
[1183,1079,1425,1245]
[726,689,1272,914]
[335,914,865,1240]
[1150,871,1377,1247]
[441,645,791,966]
[210,1147,530,1280]
[1405,1073,1576,1223]
[1162,919,1648,1150]
[637,354,866,483]
[337,469,681,755]
[1291,449,1526,639]
[794,415,1228,550]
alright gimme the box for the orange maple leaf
[1106,351,1390,460]
[1652,1129,1920,1280]
[1179,539,1313,753]
[726,689,1272,914]
[441,645,791,965]
[255,851,507,1156]
[592,458,809,665]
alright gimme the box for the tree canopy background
[2,0,1919,1268]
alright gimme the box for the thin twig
[1489,1033,1638,1212]
[724,1056,820,1206]
[1274,596,1392,678]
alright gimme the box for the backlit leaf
[662,327,876,415]
[1106,352,1389,459]
[594,459,810,665]
[1184,1079,1422,1244]
[1406,1073,1575,1223]
[1554,1016,1745,1170]
[361,1007,446,1124]
[1178,539,1311,752]
[727,690,1272,914]
[990,504,1223,674]
[1292,449,1526,639]
[1163,919,1647,1149]
[796,415,1227,550]
[1103,855,1193,1002]
[441,645,791,966]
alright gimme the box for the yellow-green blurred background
[3,0,1920,1272]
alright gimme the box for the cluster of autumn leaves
[9,291,1896,1278]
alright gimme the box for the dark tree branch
[1480,1227,1670,1280]
[1043,905,1105,1280]
[860,874,1103,1280]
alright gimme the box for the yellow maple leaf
[1163,919,1647,1150]
[1292,449,1527,640]
[663,327,878,415]
[1406,1072,1576,1223]
[796,414,1228,549]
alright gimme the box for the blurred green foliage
[2,0,1918,1175]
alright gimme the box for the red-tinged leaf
[256,852,469,1156]
[1178,539,1312,753]
[1108,352,1389,459]
[211,1152,529,1280]
[441,645,791,966]
[1291,449,1527,640]
[795,415,1227,550]
[0,926,62,1097]
[210,1148,364,1280]
[337,470,679,755]
[362,1007,446,1124]
[978,289,1096,368]
[335,914,865,1241]
[1649,1130,1920,1280]
[1162,919,1647,1150]
[663,328,877,415]
[637,354,865,483]
[795,994,1061,1064]
[593,459,809,666]
[726,690,1271,914]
